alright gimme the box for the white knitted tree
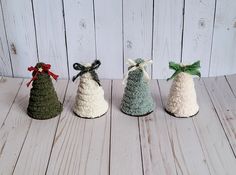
[73,61,108,118]
[166,72,199,117]
[165,61,200,118]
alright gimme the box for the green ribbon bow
[167,60,201,81]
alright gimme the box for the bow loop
[73,63,85,71]
[28,66,37,72]
[42,64,51,70]
[91,60,101,70]
[167,60,201,81]
[123,59,152,85]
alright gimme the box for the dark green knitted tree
[121,58,155,116]
[27,63,62,120]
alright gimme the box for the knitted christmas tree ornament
[121,58,155,117]
[27,63,63,120]
[72,60,108,119]
[165,61,201,118]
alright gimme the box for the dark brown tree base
[73,110,108,119]
[120,109,154,117]
[165,108,199,118]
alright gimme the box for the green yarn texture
[121,58,155,116]
[27,63,63,120]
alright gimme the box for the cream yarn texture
[73,72,108,118]
[165,72,199,118]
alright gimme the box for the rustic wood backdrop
[0,0,235,79]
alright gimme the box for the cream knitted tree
[165,61,201,118]
[72,60,108,119]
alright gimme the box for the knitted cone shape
[27,63,62,120]
[166,72,199,117]
[73,60,108,119]
[165,61,201,118]
[121,58,155,116]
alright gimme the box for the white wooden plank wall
[123,0,153,75]
[182,0,215,76]
[1,0,38,77]
[0,0,235,79]
[32,0,69,78]
[63,0,96,78]
[152,0,183,79]
[209,0,236,76]
[94,0,123,79]
[0,2,12,76]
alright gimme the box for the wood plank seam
[225,76,236,97]
[150,0,154,79]
[192,119,213,175]
[208,0,218,76]
[43,79,69,174]
[30,0,39,61]
[108,80,113,175]
[156,80,178,174]
[121,0,125,76]
[0,0,13,76]
[0,78,23,128]
[61,0,70,79]
[138,119,145,175]
[12,116,33,173]
[202,78,236,158]
[92,0,98,60]
[180,0,185,62]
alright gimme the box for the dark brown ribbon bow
[72,60,101,86]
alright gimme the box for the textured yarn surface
[73,66,108,118]
[165,72,199,118]
[121,58,155,116]
[27,63,63,120]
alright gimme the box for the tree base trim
[27,111,61,120]
[73,111,108,119]
[120,109,153,117]
[165,108,199,118]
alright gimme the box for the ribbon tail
[167,70,181,81]
[142,68,150,82]
[127,59,136,66]
[72,75,79,82]
[27,73,38,87]
[72,71,84,82]
[48,71,59,80]
[122,67,137,85]
[146,59,153,64]
[26,79,33,87]
[122,73,129,85]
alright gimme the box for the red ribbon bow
[27,64,59,87]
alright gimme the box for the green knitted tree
[121,58,155,116]
[27,63,62,120]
